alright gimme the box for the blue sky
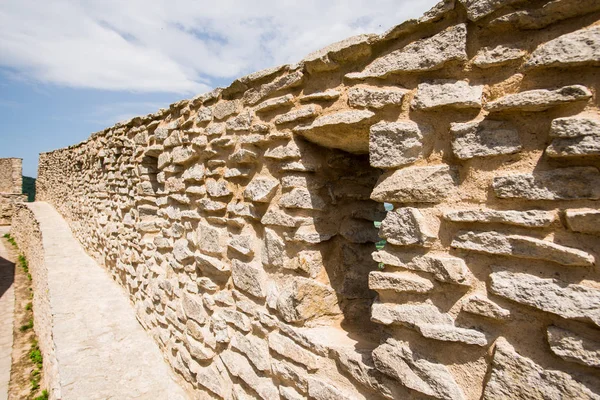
[0,0,439,177]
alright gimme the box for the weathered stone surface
[462,294,510,321]
[268,332,320,371]
[206,179,231,198]
[244,177,279,203]
[450,120,521,159]
[490,0,600,30]
[220,350,279,400]
[373,250,473,286]
[458,0,524,21]
[185,333,216,360]
[255,94,294,113]
[526,26,600,69]
[369,121,425,168]
[372,302,488,346]
[264,140,301,160]
[485,85,592,112]
[547,326,600,368]
[262,228,285,267]
[279,187,326,210]
[484,337,599,399]
[196,223,224,255]
[195,252,230,276]
[231,259,268,299]
[226,110,253,131]
[299,89,341,102]
[371,165,457,203]
[283,250,323,278]
[472,45,526,68]
[373,338,466,400]
[307,377,356,400]
[452,230,595,266]
[493,167,600,200]
[303,33,377,73]
[443,209,555,228]
[565,208,600,235]
[348,86,407,109]
[412,80,483,110]
[551,116,600,138]
[182,292,208,324]
[293,110,375,153]
[189,358,232,398]
[369,271,434,293]
[244,70,304,105]
[229,149,257,164]
[379,207,437,247]
[273,105,320,125]
[260,208,299,228]
[347,24,467,79]
[171,146,197,164]
[271,359,309,393]
[213,100,240,120]
[490,271,600,327]
[230,331,271,372]
[547,117,600,157]
[277,277,340,322]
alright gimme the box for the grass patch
[25,302,32,311]
[3,233,17,247]
[33,390,48,400]
[20,319,33,332]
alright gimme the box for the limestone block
[173,238,193,262]
[262,228,285,267]
[227,202,259,220]
[372,339,466,400]
[212,100,240,120]
[485,85,592,112]
[551,116,600,138]
[206,179,231,198]
[229,149,258,164]
[547,326,600,368]
[443,209,555,227]
[196,223,224,255]
[206,122,226,136]
[369,271,434,293]
[282,250,323,278]
[379,207,437,247]
[226,110,253,131]
[490,271,600,327]
[307,377,356,400]
[565,208,600,235]
[195,253,230,276]
[228,234,254,257]
[472,45,526,68]
[255,94,294,113]
[371,165,458,203]
[264,140,302,160]
[195,106,212,123]
[279,385,304,400]
[260,208,298,228]
[199,198,227,212]
[450,120,521,159]
[220,350,279,400]
[493,167,600,200]
[346,24,467,79]
[303,33,377,73]
[182,292,208,325]
[412,80,483,110]
[182,164,205,182]
[490,0,600,30]
[526,26,600,69]
[279,187,326,210]
[461,294,510,321]
[484,337,598,399]
[277,277,340,322]
[458,0,525,20]
[547,117,600,158]
[243,70,304,106]
[219,309,252,332]
[268,332,320,371]
[273,105,320,125]
[272,359,309,393]
[347,86,407,109]
[369,121,425,168]
[189,358,232,398]
[231,259,268,299]
[371,302,488,346]
[185,333,216,361]
[452,230,595,266]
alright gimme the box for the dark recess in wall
[22,176,36,202]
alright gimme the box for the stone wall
[0,158,26,225]
[35,0,600,398]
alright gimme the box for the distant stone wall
[36,0,600,398]
[0,158,25,225]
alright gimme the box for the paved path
[0,225,14,400]
[26,203,188,399]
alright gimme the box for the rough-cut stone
[412,80,483,110]
[206,179,231,198]
[484,337,598,399]
[379,207,437,247]
[373,339,466,400]
[273,105,319,125]
[443,209,555,228]
[462,294,510,321]
[372,302,488,346]
[450,120,521,159]
[472,45,526,68]
[283,250,323,278]
[182,292,208,324]
[196,223,224,255]
[373,250,473,286]
[490,271,600,327]
[255,94,294,113]
[347,86,407,109]
[550,116,600,138]
[347,24,467,79]
[493,167,600,200]
[271,359,309,393]
[195,106,212,123]
[547,326,600,368]
[293,110,375,153]
[490,0,600,30]
[526,26,600,69]
[369,271,434,293]
[268,332,320,371]
[277,277,340,322]
[279,187,326,210]
[262,228,285,267]
[244,177,279,203]
[230,331,271,372]
[213,100,240,120]
[485,85,592,112]
[264,140,301,160]
[231,259,268,299]
[220,350,279,400]
[307,377,356,400]
[547,131,600,157]
[565,209,600,235]
[369,121,425,168]
[371,165,457,203]
[244,70,304,105]
[189,358,232,398]
[299,90,341,102]
[452,230,595,267]
[195,253,230,276]
[260,208,298,228]
[303,34,377,73]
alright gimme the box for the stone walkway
[0,225,14,400]
[25,203,188,399]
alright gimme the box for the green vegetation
[3,233,17,247]
[25,302,32,311]
[20,319,33,332]
[22,176,36,202]
[33,390,48,400]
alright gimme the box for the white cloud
[0,0,440,94]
